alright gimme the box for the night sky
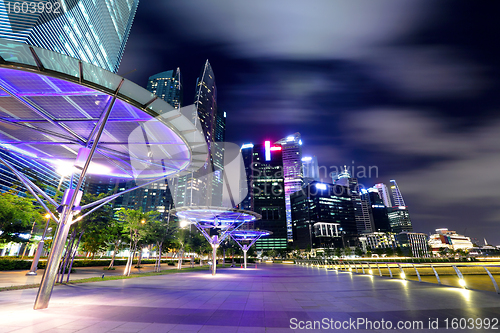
[119,1,500,245]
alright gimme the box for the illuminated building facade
[291,181,357,249]
[388,207,413,233]
[173,60,225,207]
[302,155,319,186]
[396,232,429,257]
[239,143,254,213]
[335,167,374,234]
[428,228,473,254]
[374,183,392,207]
[363,187,391,232]
[0,0,139,73]
[146,69,182,109]
[275,133,303,243]
[390,179,406,207]
[251,142,287,250]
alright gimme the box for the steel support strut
[33,80,123,310]
[212,235,218,276]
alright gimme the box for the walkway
[0,264,498,332]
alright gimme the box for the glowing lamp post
[230,230,271,269]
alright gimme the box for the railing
[295,259,500,294]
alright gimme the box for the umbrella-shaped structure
[230,229,272,269]
[173,207,261,275]
[0,38,206,309]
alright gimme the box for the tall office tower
[335,167,374,234]
[239,143,254,212]
[146,69,182,108]
[390,179,406,207]
[363,188,391,232]
[111,68,183,218]
[387,179,413,233]
[251,141,287,250]
[374,183,392,207]
[291,181,357,249]
[275,133,303,243]
[174,60,225,207]
[302,155,320,186]
[0,0,139,73]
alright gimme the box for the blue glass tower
[0,0,139,73]
[146,68,182,109]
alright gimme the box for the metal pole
[34,80,123,310]
[27,216,52,275]
[243,248,247,269]
[33,207,72,309]
[212,240,218,276]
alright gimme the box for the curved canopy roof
[0,38,206,179]
[173,206,261,229]
[231,229,272,240]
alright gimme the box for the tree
[145,217,176,272]
[60,192,114,282]
[174,225,192,269]
[354,247,364,257]
[118,208,159,276]
[0,191,44,244]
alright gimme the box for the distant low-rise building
[428,228,473,255]
[396,232,429,257]
[359,231,429,257]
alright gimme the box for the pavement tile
[0,265,498,333]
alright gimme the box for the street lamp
[26,213,52,276]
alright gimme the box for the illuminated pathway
[0,264,498,332]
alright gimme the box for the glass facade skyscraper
[291,181,357,249]
[251,142,287,250]
[0,0,139,73]
[275,133,303,243]
[173,60,225,207]
[146,69,182,109]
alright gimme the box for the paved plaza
[0,264,499,332]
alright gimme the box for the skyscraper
[302,155,320,186]
[0,0,139,73]
[146,69,182,108]
[335,167,374,234]
[388,179,413,233]
[374,183,392,207]
[251,141,287,250]
[275,133,303,243]
[174,60,225,207]
[390,180,406,207]
[363,188,391,232]
[239,143,254,213]
[291,181,357,249]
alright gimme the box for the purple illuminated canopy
[0,38,206,180]
[231,230,271,240]
[174,206,260,229]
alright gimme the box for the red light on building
[270,146,281,151]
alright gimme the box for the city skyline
[118,1,500,245]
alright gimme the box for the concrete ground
[0,263,204,288]
[0,263,499,332]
